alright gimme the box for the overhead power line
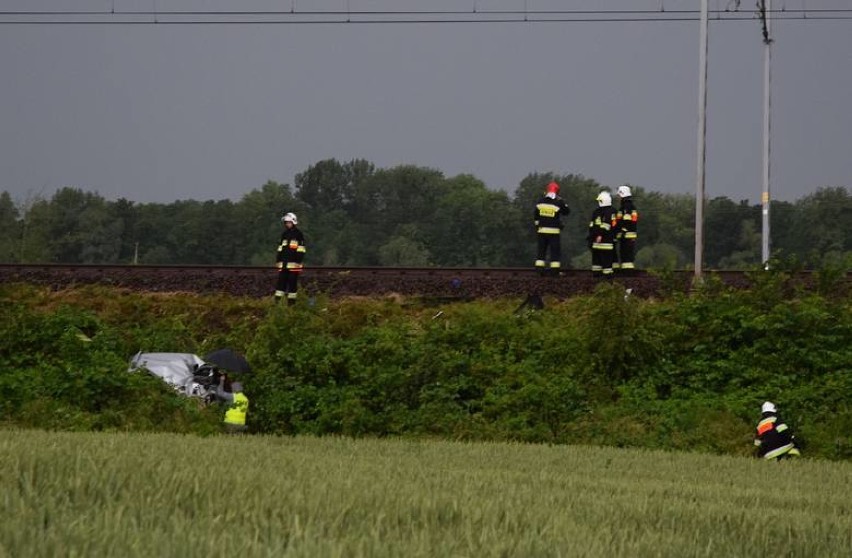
[2,8,851,15]
[1,6,851,25]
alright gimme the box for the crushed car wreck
[128,348,249,403]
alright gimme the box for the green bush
[1,276,849,460]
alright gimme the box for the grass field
[1,430,850,557]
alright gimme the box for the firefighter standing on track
[614,185,639,275]
[534,181,570,275]
[587,191,617,278]
[275,212,306,305]
[754,401,802,460]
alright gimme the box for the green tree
[17,196,52,262]
[0,192,20,262]
[133,199,235,265]
[768,199,798,262]
[294,161,374,267]
[717,219,762,269]
[378,225,432,266]
[794,186,851,266]
[346,166,447,265]
[640,192,694,268]
[426,175,517,267]
[635,243,684,269]
[294,158,374,211]
[705,198,760,268]
[111,198,140,264]
[132,202,185,264]
[195,200,240,264]
[236,181,299,266]
[7,166,846,269]
[44,188,123,263]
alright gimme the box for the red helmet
[546,182,560,194]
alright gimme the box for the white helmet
[282,212,298,225]
[596,191,612,207]
[617,185,632,198]
[761,401,776,414]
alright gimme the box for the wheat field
[1,430,849,557]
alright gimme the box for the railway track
[0,264,840,300]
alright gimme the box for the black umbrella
[203,348,251,374]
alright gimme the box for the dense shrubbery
[1,273,849,459]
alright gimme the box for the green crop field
[2,430,849,557]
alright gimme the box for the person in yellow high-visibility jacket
[216,374,249,433]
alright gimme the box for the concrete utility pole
[695,0,709,280]
[759,0,773,268]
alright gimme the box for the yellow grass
[1,430,849,557]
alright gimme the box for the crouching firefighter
[275,212,306,305]
[754,401,801,460]
[216,374,249,433]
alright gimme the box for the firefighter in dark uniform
[275,212,306,305]
[534,181,570,275]
[586,191,617,278]
[754,401,801,460]
[614,185,639,275]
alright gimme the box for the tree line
[1,158,849,269]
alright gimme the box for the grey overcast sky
[1,0,850,204]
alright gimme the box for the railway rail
[0,264,842,300]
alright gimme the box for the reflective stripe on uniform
[764,443,796,460]
[537,227,561,234]
[536,203,558,217]
[757,417,776,435]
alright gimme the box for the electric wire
[2,8,851,15]
[0,6,851,24]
